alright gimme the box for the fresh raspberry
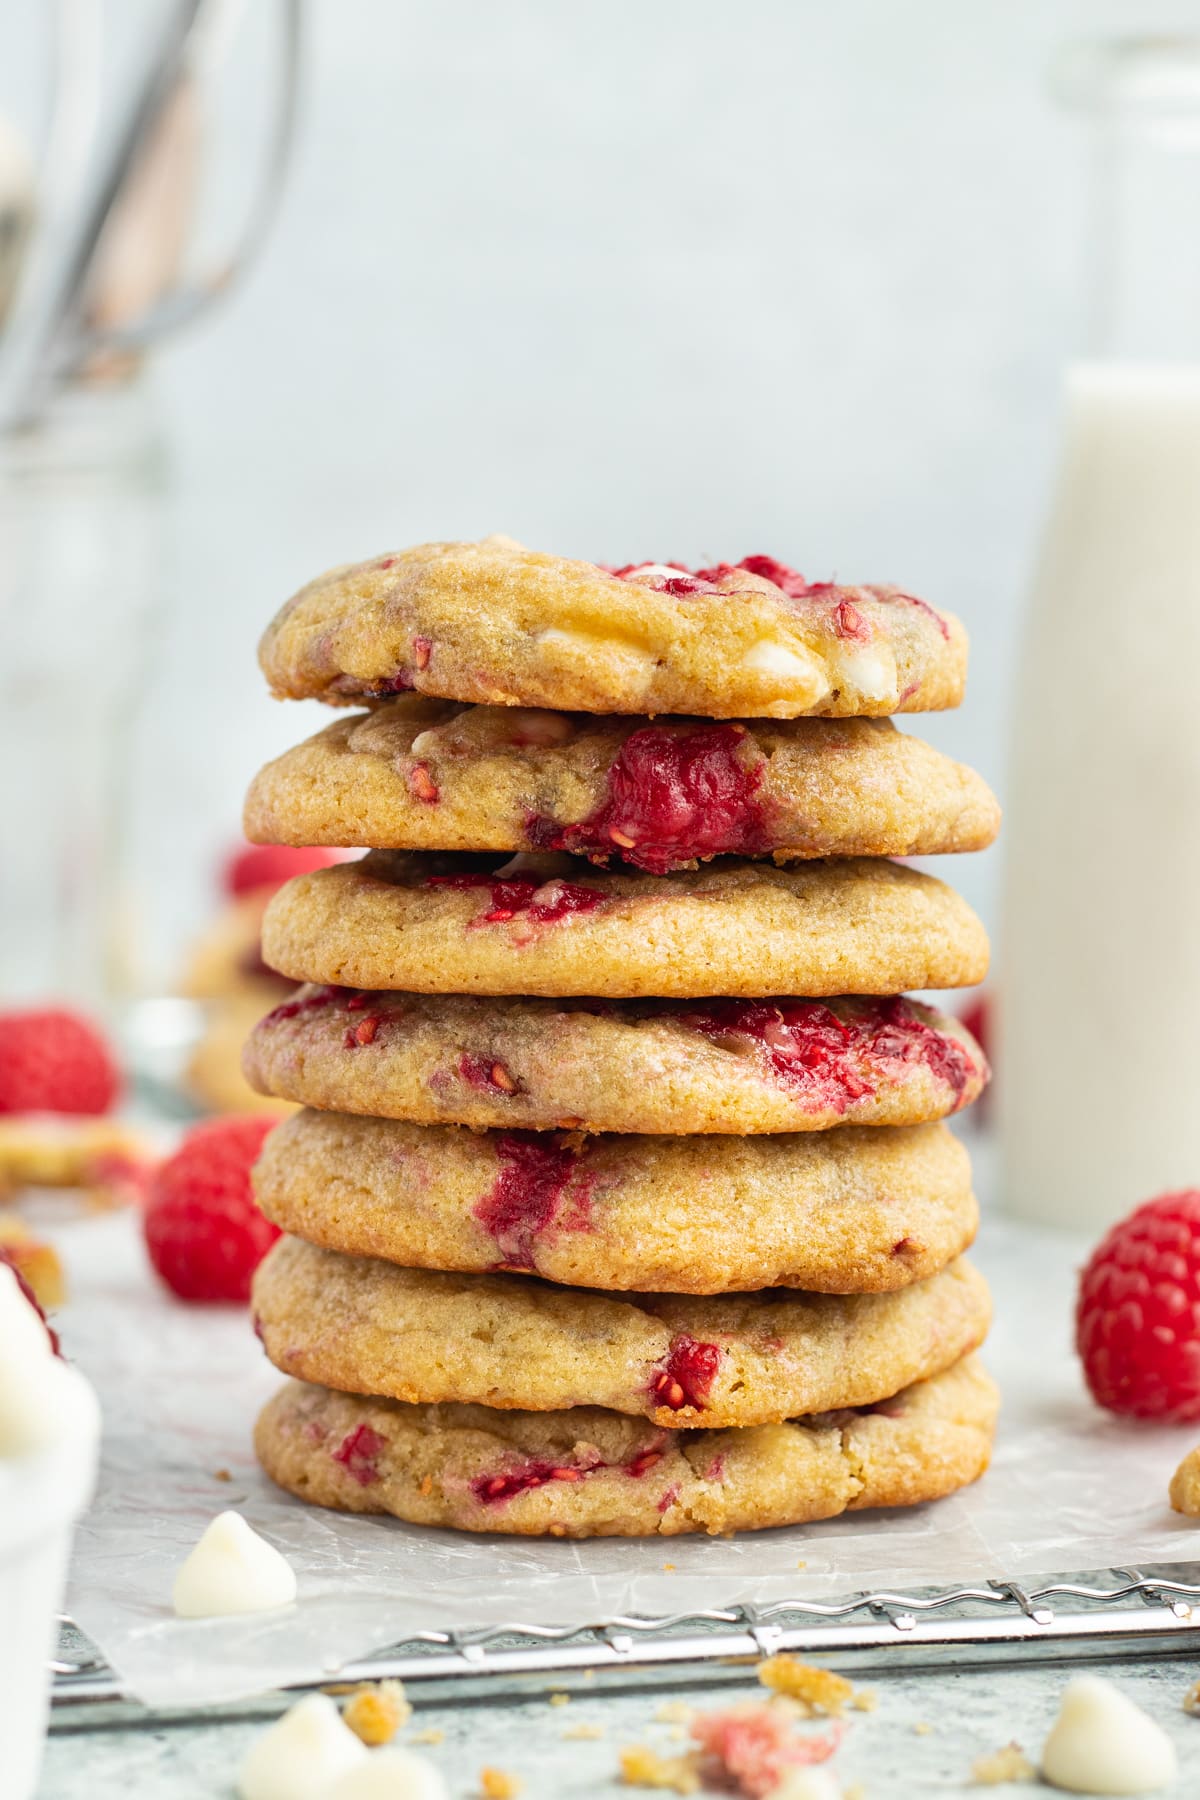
[223,844,344,897]
[1077,1191,1200,1420]
[143,1116,280,1303]
[0,1007,120,1115]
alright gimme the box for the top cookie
[259,538,967,720]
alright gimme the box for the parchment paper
[51,1160,1200,1708]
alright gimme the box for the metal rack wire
[48,1564,1200,1731]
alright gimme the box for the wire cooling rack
[48,1563,1200,1730]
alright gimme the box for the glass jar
[1000,39,1200,1227]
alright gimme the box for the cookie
[254,1353,998,1538]
[251,1239,990,1428]
[260,853,989,999]
[244,704,999,871]
[245,986,986,1135]
[253,1113,976,1294]
[258,538,967,719]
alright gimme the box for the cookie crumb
[663,1562,676,1572]
[342,1679,411,1745]
[564,1723,605,1740]
[548,1691,570,1707]
[796,1560,807,1570]
[618,1744,701,1793]
[971,1742,1036,1784]
[214,1468,232,1483]
[1184,1680,1200,1716]
[410,1727,445,1745]
[914,1720,933,1735]
[654,1702,694,1725]
[1170,1447,1200,1516]
[479,1770,522,1799]
[757,1655,856,1717]
[851,1689,878,1713]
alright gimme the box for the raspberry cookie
[245,987,986,1134]
[244,704,999,871]
[258,539,966,719]
[253,1113,977,1294]
[252,1238,990,1428]
[254,1353,998,1537]
[260,853,989,999]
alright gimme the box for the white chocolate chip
[1041,1675,1177,1794]
[237,1695,367,1800]
[769,1769,842,1799]
[830,641,898,704]
[618,563,689,585]
[173,1511,297,1619]
[323,1748,448,1800]
[0,1263,85,1458]
[737,638,828,707]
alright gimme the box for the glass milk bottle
[1001,40,1200,1228]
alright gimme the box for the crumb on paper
[654,1701,694,1725]
[971,1741,1036,1784]
[479,1770,522,1799]
[1170,1447,1200,1516]
[663,1562,676,1572]
[342,1679,411,1746]
[914,1720,933,1735]
[548,1691,570,1707]
[757,1655,857,1717]
[844,1787,867,1800]
[619,1744,702,1793]
[796,1560,807,1570]
[1184,1679,1200,1716]
[410,1727,445,1745]
[564,1722,605,1741]
[851,1689,878,1713]
[213,1467,232,1482]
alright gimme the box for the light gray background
[16,0,1199,965]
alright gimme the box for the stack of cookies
[243,538,1000,1539]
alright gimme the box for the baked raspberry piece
[1077,1190,1200,1419]
[223,843,345,897]
[690,1700,840,1796]
[0,1006,120,1115]
[143,1115,280,1303]
[535,724,767,874]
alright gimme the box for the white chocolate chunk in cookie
[831,640,899,705]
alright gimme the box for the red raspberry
[0,1006,120,1115]
[1077,1190,1200,1420]
[223,844,344,897]
[143,1115,280,1303]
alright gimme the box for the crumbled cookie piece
[548,1691,570,1707]
[479,1770,522,1798]
[654,1702,694,1725]
[1184,1679,1200,1716]
[410,1727,445,1744]
[1170,1448,1200,1516]
[564,1722,605,1741]
[214,1467,233,1483]
[971,1742,1036,1784]
[619,1745,702,1793]
[914,1721,933,1735]
[342,1679,411,1745]
[851,1690,877,1713]
[0,1217,66,1309]
[757,1656,856,1717]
